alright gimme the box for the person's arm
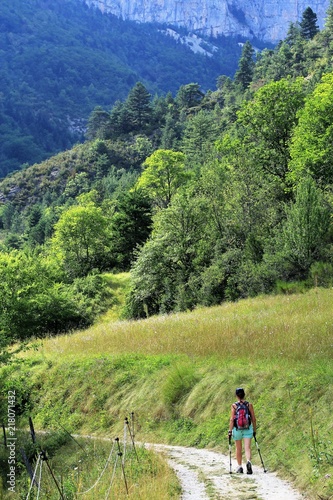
[228,404,235,436]
[249,403,256,434]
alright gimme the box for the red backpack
[234,401,251,430]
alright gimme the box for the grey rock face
[83,0,329,42]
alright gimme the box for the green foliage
[126,82,153,133]
[136,149,190,208]
[125,191,213,316]
[309,261,333,287]
[236,77,306,181]
[289,72,333,186]
[51,198,112,277]
[109,189,153,270]
[279,176,331,277]
[0,250,111,344]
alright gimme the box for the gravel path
[147,444,306,500]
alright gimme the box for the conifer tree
[126,82,152,132]
[325,0,333,33]
[234,41,255,89]
[300,7,319,40]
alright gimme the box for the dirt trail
[147,443,306,500]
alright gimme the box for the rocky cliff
[83,0,329,42]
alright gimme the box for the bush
[309,261,333,287]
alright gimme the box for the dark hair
[235,387,245,398]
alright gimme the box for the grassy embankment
[1,285,333,499]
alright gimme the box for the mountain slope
[0,0,244,177]
[84,0,330,42]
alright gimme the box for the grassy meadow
[1,287,333,498]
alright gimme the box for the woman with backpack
[228,387,256,474]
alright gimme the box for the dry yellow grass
[34,287,333,363]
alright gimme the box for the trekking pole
[228,434,232,474]
[254,435,267,472]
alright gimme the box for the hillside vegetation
[1,288,332,498]
[0,0,244,176]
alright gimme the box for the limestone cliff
[83,0,329,42]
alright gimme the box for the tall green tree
[234,41,255,90]
[279,176,330,277]
[181,110,219,173]
[0,250,88,343]
[236,78,305,181]
[109,190,153,270]
[300,7,319,40]
[52,197,111,277]
[125,191,211,317]
[325,0,333,34]
[126,82,152,132]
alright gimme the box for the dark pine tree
[126,82,152,132]
[234,41,255,90]
[300,7,319,40]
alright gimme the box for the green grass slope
[2,288,333,499]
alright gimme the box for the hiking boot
[236,466,243,473]
[246,461,253,474]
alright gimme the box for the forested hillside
[1,3,333,361]
[0,0,246,177]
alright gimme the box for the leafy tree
[234,41,255,89]
[135,149,190,208]
[52,197,112,277]
[107,100,133,137]
[300,7,319,40]
[125,192,211,316]
[236,78,306,181]
[0,252,73,342]
[279,176,330,277]
[288,73,333,186]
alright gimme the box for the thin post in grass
[123,418,127,465]
[131,412,135,442]
[20,448,36,486]
[115,437,129,494]
[29,416,36,444]
[41,450,65,499]
[125,417,139,461]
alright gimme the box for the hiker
[228,387,256,474]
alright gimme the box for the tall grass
[35,288,333,363]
